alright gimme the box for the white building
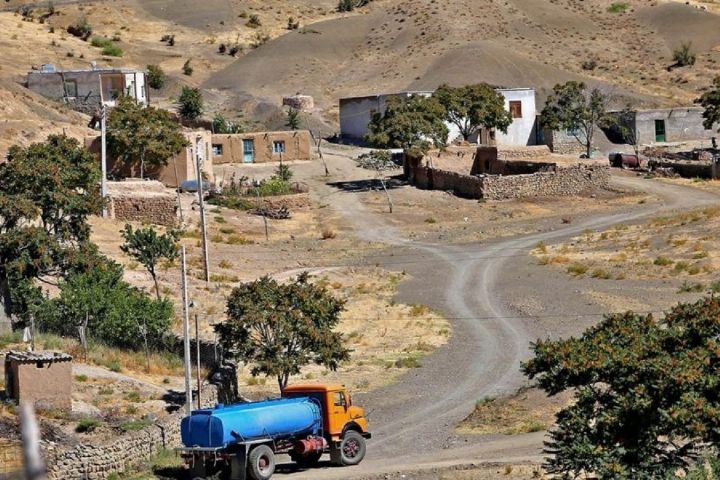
[338,88,538,147]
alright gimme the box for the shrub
[607,2,629,13]
[591,269,611,279]
[321,228,336,240]
[76,418,99,433]
[75,374,88,382]
[395,356,422,368]
[176,86,203,120]
[67,16,92,40]
[424,217,437,224]
[146,64,166,90]
[287,17,299,30]
[567,263,588,276]
[90,36,112,48]
[101,43,123,57]
[673,42,696,67]
[338,0,355,12]
[581,59,598,71]
[218,43,226,54]
[654,256,673,266]
[120,419,151,432]
[678,281,704,293]
[160,34,175,46]
[182,59,193,76]
[228,44,242,56]
[246,14,261,27]
[251,32,270,48]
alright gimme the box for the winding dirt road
[282,161,720,478]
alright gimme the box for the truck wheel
[330,431,366,466]
[291,451,322,468]
[247,445,275,480]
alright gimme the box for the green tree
[697,76,720,132]
[107,96,187,179]
[216,273,350,390]
[120,224,179,299]
[146,64,166,90]
[540,81,610,158]
[0,135,102,324]
[522,296,720,479]
[433,83,513,141]
[212,112,244,134]
[177,86,203,121]
[285,107,301,130]
[366,94,448,157]
[37,256,173,367]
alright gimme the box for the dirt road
[279,157,720,478]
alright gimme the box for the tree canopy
[215,273,349,390]
[366,94,448,157]
[522,296,720,479]
[697,76,720,132]
[176,86,203,121]
[107,96,187,179]
[120,224,179,299]
[540,81,609,158]
[0,135,102,324]
[434,83,512,141]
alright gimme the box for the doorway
[655,119,666,143]
[242,139,255,163]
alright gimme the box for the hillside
[0,0,718,148]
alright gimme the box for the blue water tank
[181,397,322,448]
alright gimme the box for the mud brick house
[4,351,72,411]
[26,64,148,115]
[211,130,312,164]
[339,88,538,146]
[86,130,215,188]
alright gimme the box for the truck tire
[247,445,275,480]
[291,451,322,468]
[330,431,366,466]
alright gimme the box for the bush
[182,59,193,76]
[177,86,203,121]
[654,256,673,266]
[218,43,226,54]
[581,59,597,71]
[246,14,261,27]
[161,34,175,46]
[67,16,92,40]
[146,64,166,90]
[101,43,123,57]
[251,32,270,48]
[338,0,355,12]
[607,2,629,13]
[76,418,99,433]
[673,42,696,67]
[287,17,299,30]
[567,263,588,276]
[246,178,292,197]
[90,36,112,48]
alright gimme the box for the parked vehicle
[178,384,370,480]
[609,153,640,169]
[180,179,221,195]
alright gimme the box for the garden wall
[107,181,177,227]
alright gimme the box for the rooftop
[4,351,73,364]
[29,64,144,75]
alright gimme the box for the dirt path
[280,159,720,478]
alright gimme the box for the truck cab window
[333,392,346,407]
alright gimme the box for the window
[212,144,223,156]
[273,141,286,154]
[509,101,522,119]
[333,392,346,407]
[63,80,78,98]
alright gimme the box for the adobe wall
[11,361,72,411]
[212,131,312,164]
[107,181,177,227]
[42,385,219,480]
[412,166,484,199]
[636,108,717,143]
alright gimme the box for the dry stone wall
[107,181,177,227]
[42,385,219,480]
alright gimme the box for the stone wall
[412,166,484,199]
[256,192,311,210]
[42,385,219,480]
[543,128,586,155]
[648,159,714,178]
[479,164,610,200]
[0,439,22,478]
[107,181,177,227]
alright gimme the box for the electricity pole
[101,105,108,218]
[195,313,201,410]
[195,136,210,283]
[181,247,193,415]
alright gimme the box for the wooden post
[101,105,108,218]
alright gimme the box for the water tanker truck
[178,383,370,480]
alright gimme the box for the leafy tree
[285,107,301,130]
[433,83,512,141]
[0,135,102,324]
[107,96,187,179]
[356,150,397,213]
[216,273,349,390]
[522,296,720,479]
[540,81,610,158]
[36,256,173,367]
[697,76,720,132]
[146,64,166,90]
[366,94,448,158]
[337,0,355,11]
[120,224,179,299]
[177,86,203,121]
[212,112,244,134]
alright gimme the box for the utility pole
[195,136,210,283]
[181,247,193,415]
[195,313,201,410]
[101,105,108,218]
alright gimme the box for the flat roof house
[338,88,538,147]
[26,64,148,115]
[211,130,313,164]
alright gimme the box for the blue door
[243,139,254,163]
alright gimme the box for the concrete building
[338,88,538,146]
[211,130,313,164]
[4,351,73,411]
[607,107,717,144]
[26,64,148,115]
[86,130,215,188]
